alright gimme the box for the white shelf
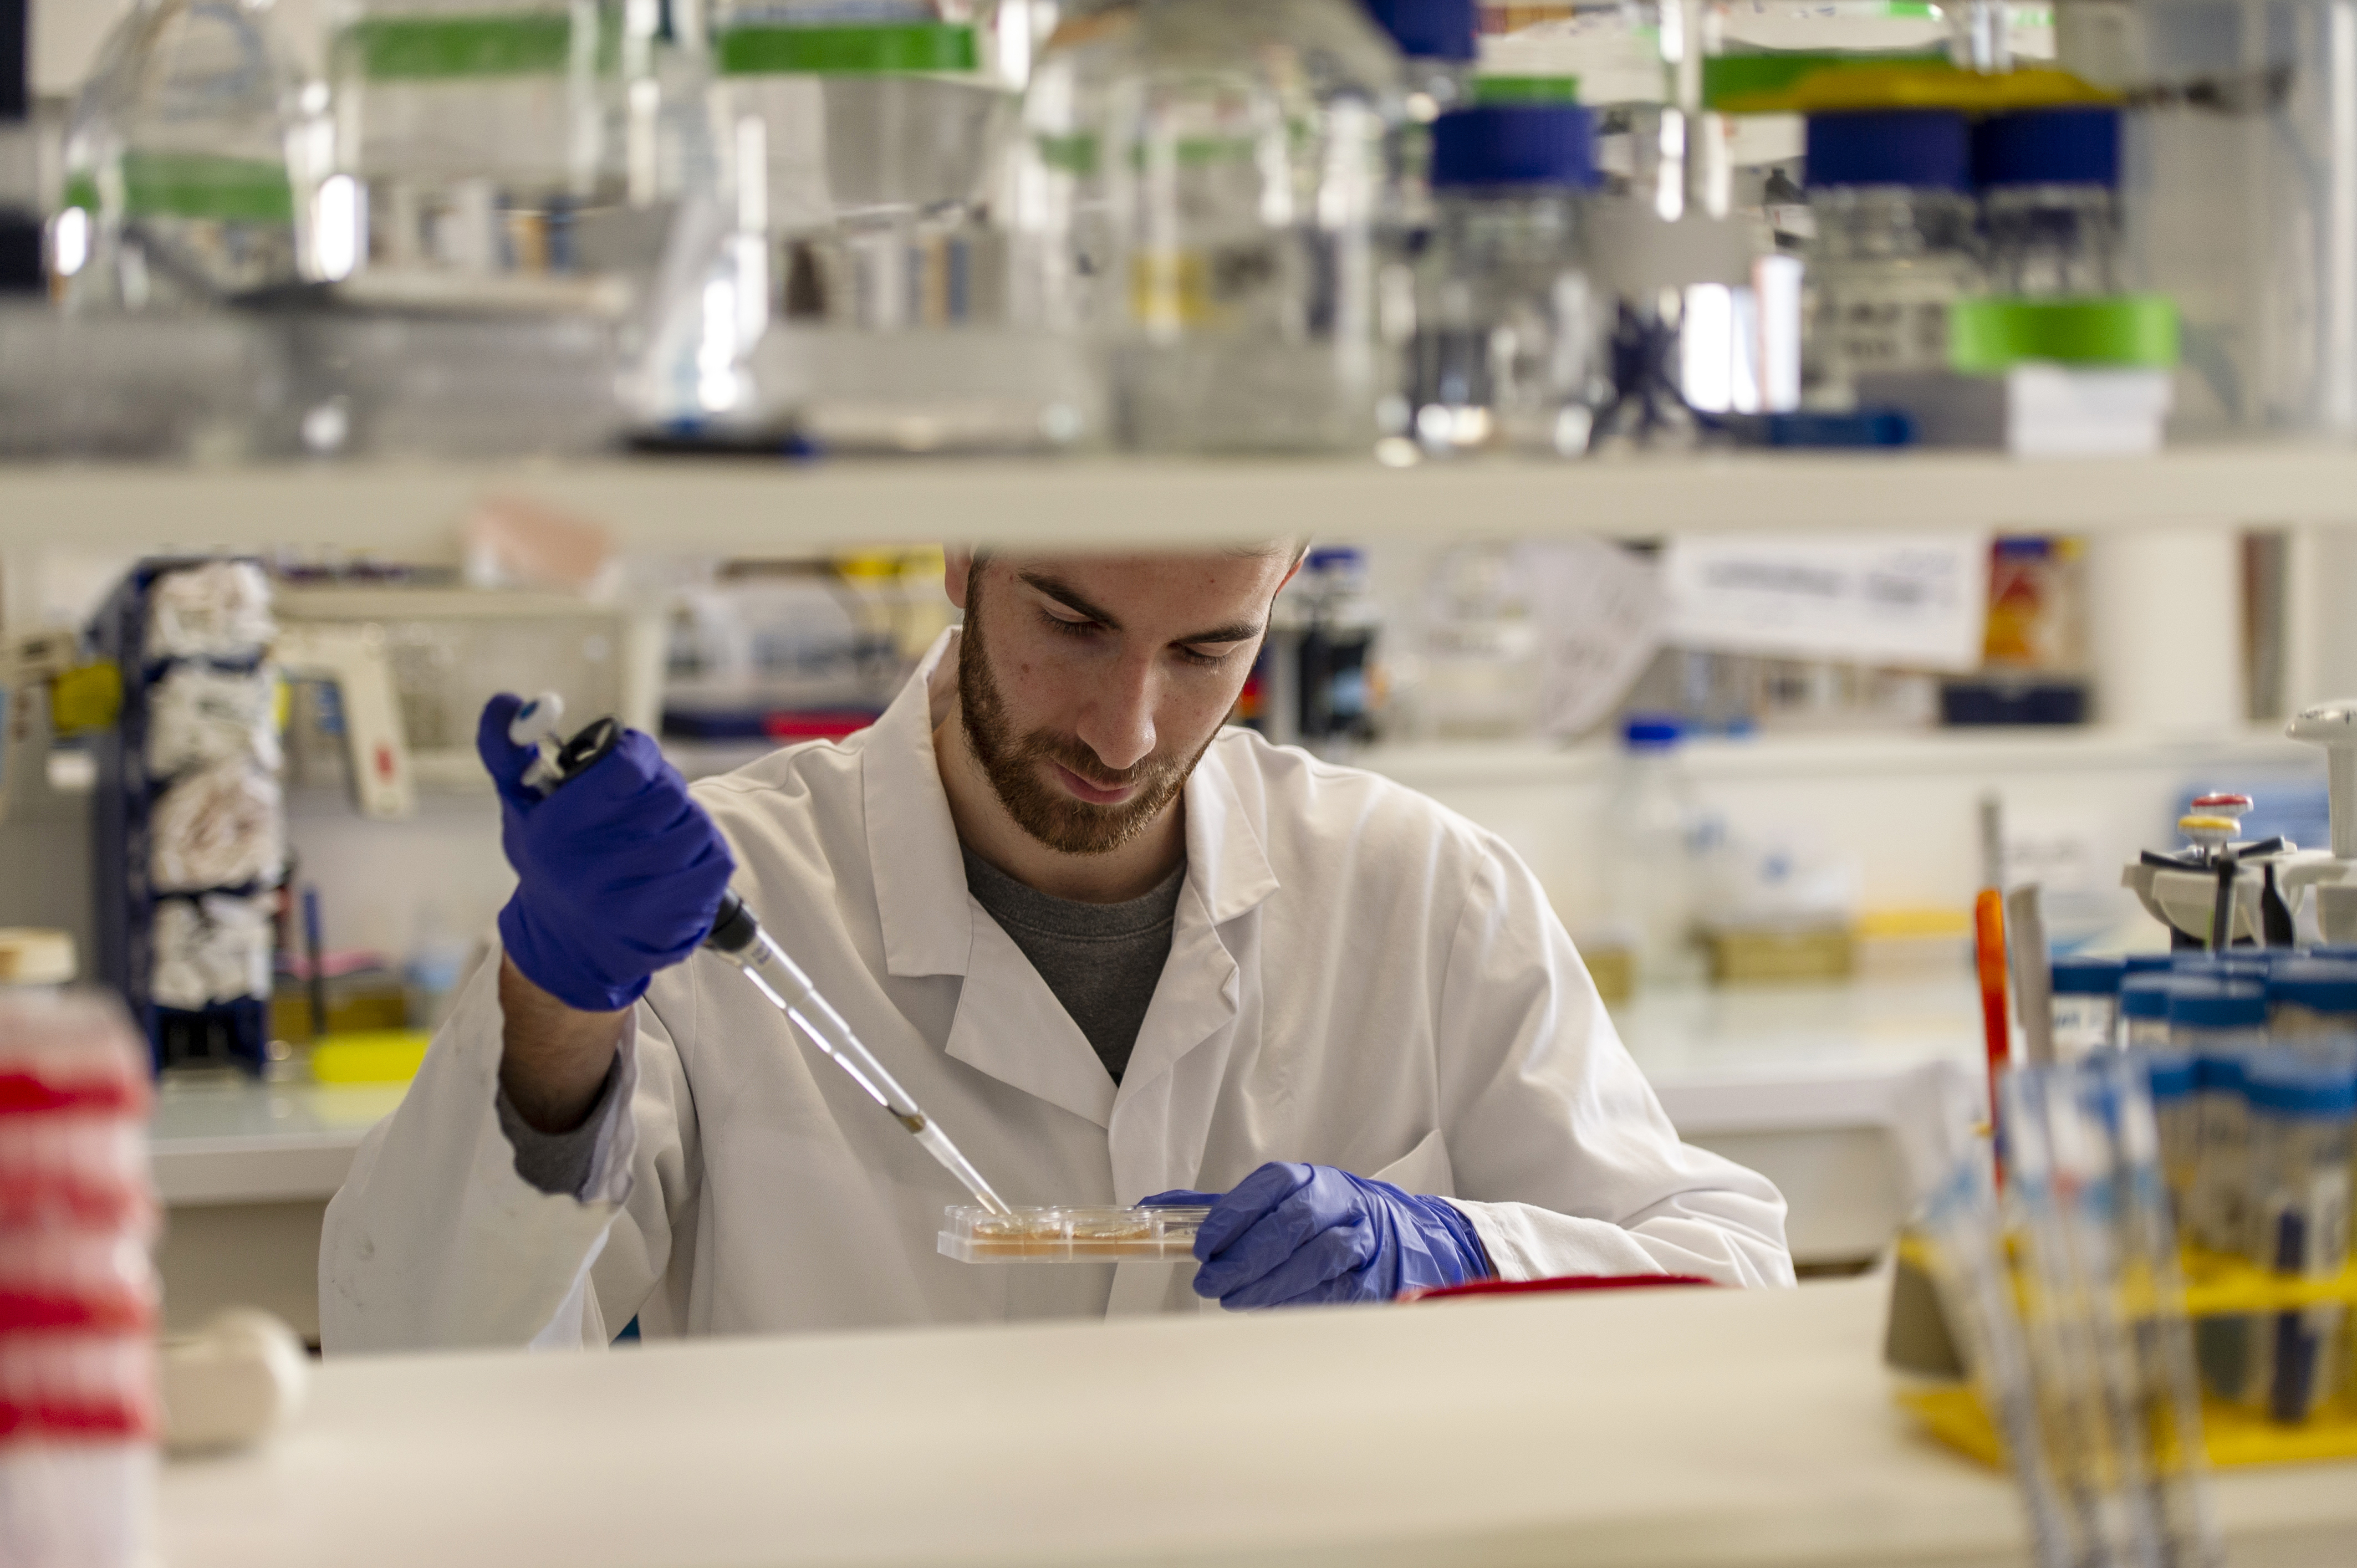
[1353,724,2318,790]
[8,442,2357,555]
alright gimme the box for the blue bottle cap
[2169,952,2273,980]
[2166,979,2267,1029]
[2050,956,2125,996]
[2121,953,2175,973]
[2196,1050,2250,1092]
[1430,104,1601,190]
[2141,1048,2196,1102]
[1972,105,2120,190]
[2241,1050,2357,1118]
[2313,944,2357,963]
[1805,109,1972,192]
[1621,712,1681,749]
[2267,959,2357,1015]
[1361,0,1479,62]
[2120,974,2179,1020]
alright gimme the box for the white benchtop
[145,980,1988,1207]
[157,1273,2351,1568]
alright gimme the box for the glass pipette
[508,694,1013,1218]
[704,892,1012,1215]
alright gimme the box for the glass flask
[1411,102,1605,455]
[325,0,670,308]
[1020,0,1407,452]
[55,0,325,309]
[1799,107,1981,407]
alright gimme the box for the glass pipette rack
[938,1206,1210,1263]
[1899,1240,2357,1468]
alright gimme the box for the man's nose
[1075,655,1158,773]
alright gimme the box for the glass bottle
[325,0,664,304]
[1024,0,1407,452]
[1411,101,1605,456]
[1599,714,1708,986]
[1973,105,2119,297]
[1800,107,1981,408]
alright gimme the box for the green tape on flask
[1472,75,1583,104]
[1701,48,1946,109]
[1947,294,2181,374]
[341,10,620,79]
[717,22,979,75]
[69,153,295,223]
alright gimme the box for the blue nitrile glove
[1148,1162,1493,1309]
[478,693,737,1014]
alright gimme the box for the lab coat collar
[862,630,973,982]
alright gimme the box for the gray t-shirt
[959,845,1183,1085]
[498,849,1186,1197]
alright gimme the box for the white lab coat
[321,631,1790,1351]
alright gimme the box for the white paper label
[1513,538,1669,739]
[1662,533,1990,671]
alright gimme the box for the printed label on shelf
[1661,532,1991,670]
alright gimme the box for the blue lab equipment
[2119,972,2179,1048]
[477,693,738,1013]
[1971,105,2122,295]
[1150,1162,1492,1307]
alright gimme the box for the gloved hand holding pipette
[1143,1162,1493,1308]
[477,692,737,1014]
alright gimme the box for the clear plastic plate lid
[937,1204,1211,1264]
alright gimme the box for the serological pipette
[704,892,1012,1215]
[511,694,1014,1217]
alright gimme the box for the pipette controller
[507,694,1014,1217]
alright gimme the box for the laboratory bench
[156,1270,2356,1568]
[142,980,1982,1337]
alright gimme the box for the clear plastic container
[55,0,326,309]
[2238,1049,2355,1422]
[2049,954,2124,1061]
[326,0,666,305]
[2172,980,2266,1257]
[0,991,158,1568]
[937,1204,1210,1262]
[2266,959,2357,1040]
[2118,972,2178,1049]
[0,1333,159,1568]
[1021,0,1406,452]
[1799,108,1981,408]
[1598,714,1708,986]
[1410,103,1605,457]
[1971,105,2120,298]
[2140,1047,2199,1230]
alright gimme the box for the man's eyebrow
[1018,571,1122,629]
[1016,571,1264,647]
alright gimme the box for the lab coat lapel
[866,631,1117,1129]
[1108,744,1279,1199]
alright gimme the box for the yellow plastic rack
[1899,1250,2357,1469]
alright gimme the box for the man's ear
[943,549,976,611]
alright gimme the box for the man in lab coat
[322,548,1790,1350]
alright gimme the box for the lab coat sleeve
[1435,841,1797,1288]
[318,943,703,1351]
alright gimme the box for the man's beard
[957,589,1212,857]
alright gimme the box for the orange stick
[1974,887,2011,1143]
